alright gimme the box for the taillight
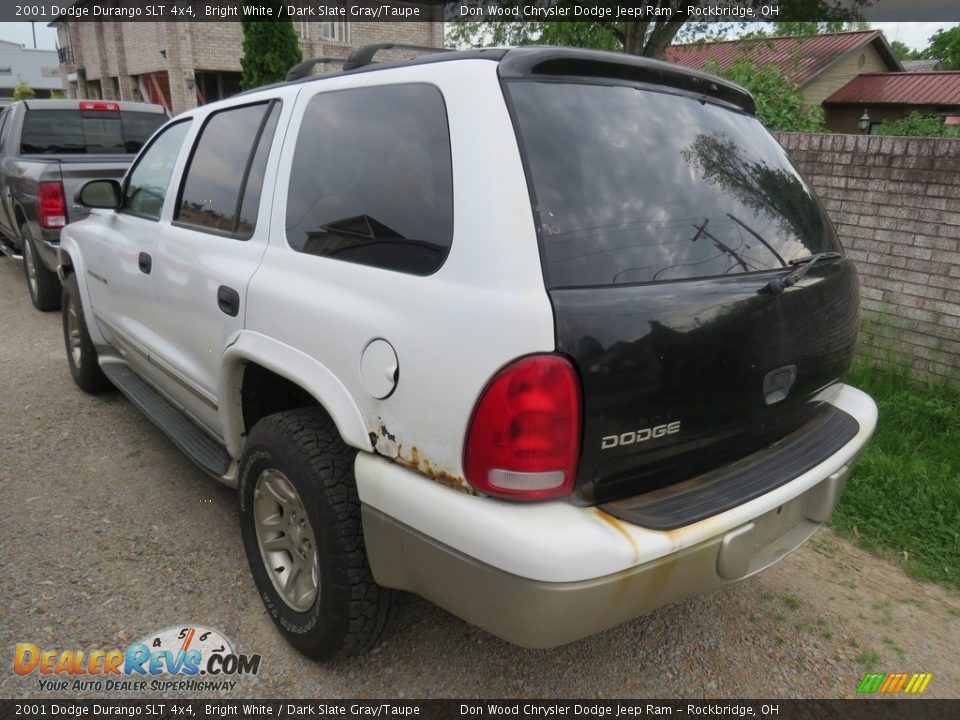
[38,182,67,229]
[464,355,581,500]
[79,101,120,112]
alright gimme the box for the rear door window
[285,84,453,275]
[507,81,841,288]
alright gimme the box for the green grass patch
[832,365,960,590]
[856,649,881,671]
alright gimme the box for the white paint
[355,385,878,583]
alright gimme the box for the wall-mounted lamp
[159,49,167,60]
[185,72,195,90]
[858,109,871,134]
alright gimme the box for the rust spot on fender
[397,445,477,495]
[367,420,476,495]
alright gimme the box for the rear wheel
[239,408,391,660]
[62,273,110,393]
[22,224,61,311]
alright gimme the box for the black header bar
[10,1,960,25]
[0,699,956,720]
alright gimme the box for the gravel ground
[1,257,958,700]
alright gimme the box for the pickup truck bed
[0,99,166,310]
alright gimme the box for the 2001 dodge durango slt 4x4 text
[59,46,877,659]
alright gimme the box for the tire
[62,273,111,393]
[239,408,391,660]
[21,224,61,311]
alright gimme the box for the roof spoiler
[498,47,756,115]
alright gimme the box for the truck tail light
[464,355,581,500]
[79,101,120,112]
[38,182,67,229]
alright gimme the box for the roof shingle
[824,71,960,105]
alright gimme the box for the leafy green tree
[240,2,303,90]
[13,82,35,101]
[926,26,960,70]
[704,59,824,132]
[873,111,960,138]
[890,40,926,61]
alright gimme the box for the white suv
[60,46,877,659]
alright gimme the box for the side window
[175,101,279,238]
[123,120,191,221]
[286,84,453,275]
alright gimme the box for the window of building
[176,102,279,238]
[123,120,191,221]
[321,22,350,42]
[195,71,242,105]
[0,67,12,75]
[286,84,453,275]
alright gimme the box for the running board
[101,362,232,478]
[0,236,23,260]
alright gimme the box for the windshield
[507,81,841,288]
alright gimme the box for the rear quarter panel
[246,60,556,485]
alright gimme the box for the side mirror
[76,179,122,210]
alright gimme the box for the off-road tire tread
[241,408,391,659]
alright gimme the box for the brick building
[51,13,444,115]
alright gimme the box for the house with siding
[665,30,903,112]
[823,72,960,133]
[51,6,444,115]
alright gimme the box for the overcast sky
[0,20,957,53]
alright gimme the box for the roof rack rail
[342,43,451,71]
[285,57,340,82]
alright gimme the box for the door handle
[138,252,152,274]
[217,285,240,317]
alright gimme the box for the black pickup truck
[0,99,166,310]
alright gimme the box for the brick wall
[776,133,960,386]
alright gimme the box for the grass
[831,364,960,590]
[856,649,881,671]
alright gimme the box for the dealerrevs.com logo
[14,625,261,693]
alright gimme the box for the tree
[873,111,960,138]
[448,1,873,58]
[890,40,926,61]
[704,59,825,132]
[240,2,302,90]
[926,26,960,70]
[13,82,35,101]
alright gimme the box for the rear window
[20,109,165,155]
[507,81,841,288]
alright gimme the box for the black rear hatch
[503,60,860,505]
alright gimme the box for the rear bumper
[356,384,877,648]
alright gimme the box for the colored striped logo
[857,672,933,694]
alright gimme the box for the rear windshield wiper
[767,252,843,295]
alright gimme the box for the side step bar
[101,362,232,478]
[0,235,23,261]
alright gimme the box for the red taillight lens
[464,355,582,500]
[38,182,67,229]
[79,101,120,112]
